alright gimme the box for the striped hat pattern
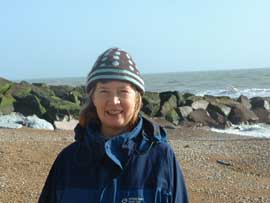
[86,48,145,94]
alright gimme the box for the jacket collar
[74,115,168,169]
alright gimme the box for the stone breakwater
[0,77,270,129]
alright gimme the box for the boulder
[159,91,177,107]
[0,113,25,129]
[158,96,177,117]
[215,96,238,107]
[13,94,46,117]
[207,102,231,117]
[0,77,12,94]
[164,108,180,125]
[188,109,218,127]
[0,94,15,114]
[252,108,270,124]
[142,92,160,117]
[250,97,270,110]
[173,91,186,107]
[25,115,54,130]
[42,96,80,124]
[176,106,193,118]
[8,83,32,99]
[203,95,218,103]
[50,85,82,104]
[191,100,209,110]
[228,103,259,124]
[237,95,251,109]
[207,110,228,129]
[185,95,204,106]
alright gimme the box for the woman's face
[92,80,137,137]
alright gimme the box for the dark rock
[216,160,231,166]
[252,108,270,124]
[250,97,270,110]
[237,95,251,109]
[188,109,218,127]
[159,91,177,106]
[207,110,227,129]
[50,85,83,105]
[228,103,259,124]
[42,96,80,124]
[207,102,231,117]
[13,94,46,117]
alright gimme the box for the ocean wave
[197,88,270,98]
[211,123,270,138]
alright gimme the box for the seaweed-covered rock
[42,96,80,124]
[13,94,46,117]
[158,95,177,117]
[0,94,15,114]
[165,108,180,125]
[8,84,32,99]
[142,92,160,117]
[0,77,12,94]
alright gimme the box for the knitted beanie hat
[86,48,145,94]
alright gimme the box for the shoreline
[0,125,269,203]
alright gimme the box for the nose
[108,95,121,104]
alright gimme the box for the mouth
[105,110,123,116]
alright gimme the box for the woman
[39,48,188,203]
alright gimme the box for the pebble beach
[0,119,269,203]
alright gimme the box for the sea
[26,68,270,138]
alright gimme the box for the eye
[99,89,108,94]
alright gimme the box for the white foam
[198,88,270,98]
[211,123,270,138]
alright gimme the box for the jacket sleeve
[172,151,189,203]
[38,155,61,203]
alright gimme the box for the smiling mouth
[106,110,123,115]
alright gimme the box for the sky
[1,0,270,80]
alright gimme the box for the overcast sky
[1,0,270,80]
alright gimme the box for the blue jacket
[39,116,188,203]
